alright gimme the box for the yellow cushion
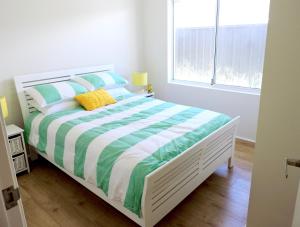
[75,89,116,111]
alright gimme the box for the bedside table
[134,91,155,98]
[6,125,30,174]
[144,92,155,98]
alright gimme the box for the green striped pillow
[26,81,87,108]
[71,71,128,91]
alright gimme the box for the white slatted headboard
[14,65,114,122]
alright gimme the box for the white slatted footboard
[142,117,239,227]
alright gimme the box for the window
[173,0,270,89]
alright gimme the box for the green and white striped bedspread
[25,95,231,217]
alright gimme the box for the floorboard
[18,141,253,227]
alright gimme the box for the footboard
[142,117,239,227]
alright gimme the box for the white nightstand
[134,91,155,98]
[6,125,30,174]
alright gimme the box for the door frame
[0,106,27,227]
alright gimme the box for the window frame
[168,0,264,94]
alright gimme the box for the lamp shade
[0,96,8,119]
[132,72,148,86]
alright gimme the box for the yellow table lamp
[0,96,8,119]
[132,72,153,93]
[132,72,148,85]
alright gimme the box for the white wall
[142,0,260,141]
[0,0,143,126]
[0,0,261,141]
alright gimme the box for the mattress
[25,95,231,216]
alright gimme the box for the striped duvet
[25,95,231,217]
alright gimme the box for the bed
[14,65,240,227]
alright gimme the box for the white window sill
[169,80,261,96]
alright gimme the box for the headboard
[14,65,114,122]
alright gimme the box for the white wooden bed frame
[14,65,240,227]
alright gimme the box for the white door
[0,109,27,227]
[247,0,300,226]
[292,181,300,227]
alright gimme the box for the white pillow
[106,87,131,100]
[30,100,79,115]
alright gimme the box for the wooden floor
[18,141,254,227]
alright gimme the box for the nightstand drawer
[13,154,27,173]
[8,135,24,156]
[6,124,30,174]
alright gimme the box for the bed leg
[28,146,39,161]
[228,157,234,169]
[228,132,237,169]
[143,218,152,227]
